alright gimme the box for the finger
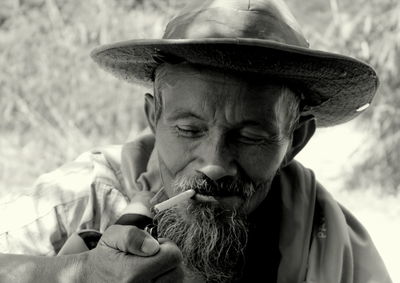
[140,240,183,277]
[100,225,159,256]
[153,265,184,283]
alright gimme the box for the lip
[193,194,219,203]
[193,193,243,209]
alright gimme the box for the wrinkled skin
[146,64,296,214]
[82,225,184,283]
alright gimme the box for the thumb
[100,225,160,256]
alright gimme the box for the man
[0,0,392,282]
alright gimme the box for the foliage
[0,0,399,194]
[0,0,175,190]
[308,0,400,194]
[288,0,400,194]
[343,0,400,195]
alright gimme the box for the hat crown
[163,0,309,47]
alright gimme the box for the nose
[197,164,237,181]
[196,134,237,181]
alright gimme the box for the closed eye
[235,130,283,145]
[236,135,266,145]
[175,125,205,138]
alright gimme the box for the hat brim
[91,38,378,127]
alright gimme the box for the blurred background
[0,0,399,281]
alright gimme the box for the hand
[82,224,184,283]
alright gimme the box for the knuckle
[99,225,117,246]
[103,224,117,237]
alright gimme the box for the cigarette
[153,189,196,213]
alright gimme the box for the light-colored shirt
[0,145,129,255]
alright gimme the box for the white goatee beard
[155,201,248,283]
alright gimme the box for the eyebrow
[239,120,280,135]
[165,109,205,122]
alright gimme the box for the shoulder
[308,184,392,283]
[0,146,129,255]
[279,160,316,187]
[33,145,126,199]
[32,145,130,232]
[278,161,392,282]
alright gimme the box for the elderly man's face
[147,64,298,281]
[152,64,294,214]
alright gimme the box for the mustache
[173,174,256,199]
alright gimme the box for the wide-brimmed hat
[91,0,378,127]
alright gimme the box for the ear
[144,93,156,133]
[283,115,316,166]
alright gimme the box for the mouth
[193,192,244,209]
[193,193,219,203]
[194,188,241,198]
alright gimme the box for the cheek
[239,142,289,214]
[238,141,289,181]
[156,125,183,174]
[155,123,196,193]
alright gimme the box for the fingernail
[141,236,159,254]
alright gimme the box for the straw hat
[91,0,378,127]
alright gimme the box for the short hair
[153,63,301,137]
